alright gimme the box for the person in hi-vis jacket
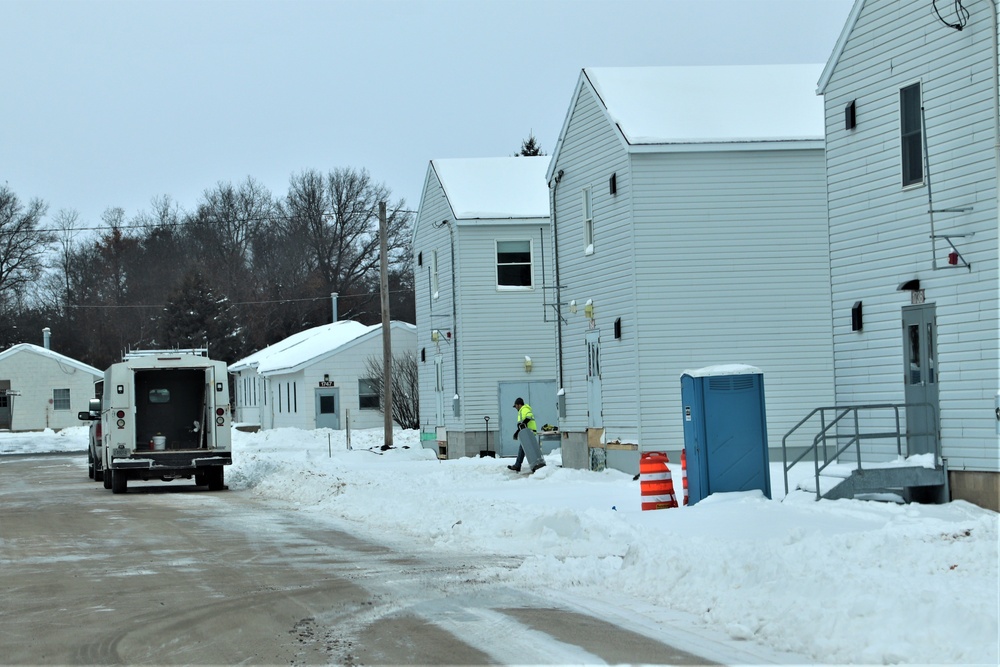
[508,397,544,472]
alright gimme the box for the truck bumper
[112,454,232,470]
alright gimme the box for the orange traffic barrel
[680,449,689,506]
[640,452,678,511]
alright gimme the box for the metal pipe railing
[782,403,939,500]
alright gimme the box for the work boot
[530,461,546,473]
[507,465,521,472]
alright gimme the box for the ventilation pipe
[331,293,339,322]
[42,327,51,350]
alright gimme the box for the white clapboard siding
[821,0,999,470]
[412,158,554,437]
[549,67,835,452]
[551,80,633,433]
[413,167,455,433]
[630,148,834,448]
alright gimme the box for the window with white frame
[53,388,71,411]
[359,378,380,409]
[582,187,594,253]
[900,82,923,187]
[431,250,439,299]
[496,240,533,288]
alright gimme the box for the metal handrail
[782,403,939,500]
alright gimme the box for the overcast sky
[2,0,853,229]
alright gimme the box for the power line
[46,209,419,235]
[60,289,415,310]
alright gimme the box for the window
[359,379,380,409]
[148,389,170,404]
[583,187,594,253]
[53,388,70,411]
[496,240,532,288]
[431,250,439,299]
[900,83,923,187]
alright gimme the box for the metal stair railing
[782,403,939,501]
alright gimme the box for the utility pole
[379,201,393,447]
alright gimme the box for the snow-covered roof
[0,343,102,377]
[230,320,416,377]
[228,321,370,374]
[681,364,762,378]
[431,156,551,220]
[584,64,826,146]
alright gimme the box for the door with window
[586,330,603,428]
[315,387,340,429]
[902,304,939,456]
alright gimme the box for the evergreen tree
[516,132,544,156]
[160,271,241,362]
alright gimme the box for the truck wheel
[207,467,225,491]
[195,472,207,487]
[103,467,112,489]
[88,449,95,479]
[111,469,127,494]
[94,463,104,482]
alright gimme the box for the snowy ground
[3,426,997,665]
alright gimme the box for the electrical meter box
[680,365,770,505]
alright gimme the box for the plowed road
[0,455,730,665]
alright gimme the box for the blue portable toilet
[680,365,770,504]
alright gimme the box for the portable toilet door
[680,365,770,504]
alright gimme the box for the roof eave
[817,0,867,95]
[627,139,825,153]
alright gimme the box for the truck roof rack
[123,348,209,360]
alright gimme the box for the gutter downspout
[448,221,459,416]
[991,0,999,401]
[550,170,565,396]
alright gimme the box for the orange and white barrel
[640,452,678,511]
[680,449,689,506]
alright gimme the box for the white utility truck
[83,349,232,494]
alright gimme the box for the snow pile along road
[3,426,997,664]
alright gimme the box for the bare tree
[280,168,411,322]
[0,185,53,301]
[188,177,275,297]
[363,350,419,429]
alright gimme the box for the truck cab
[78,381,104,481]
